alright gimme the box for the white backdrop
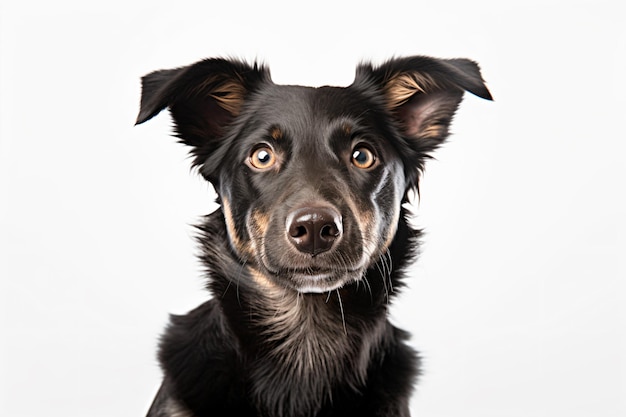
[1,1,624,416]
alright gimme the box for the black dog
[136,55,491,417]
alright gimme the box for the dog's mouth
[258,261,364,293]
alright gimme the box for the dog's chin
[290,272,354,294]
[258,261,362,294]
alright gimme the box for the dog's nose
[286,206,343,256]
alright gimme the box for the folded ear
[136,58,270,168]
[355,56,492,175]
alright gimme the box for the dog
[135,55,491,417]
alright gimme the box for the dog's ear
[355,56,492,183]
[136,59,270,167]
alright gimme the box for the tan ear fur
[383,71,461,140]
[383,72,441,109]
[194,76,248,116]
[396,91,462,139]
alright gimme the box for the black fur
[136,56,491,417]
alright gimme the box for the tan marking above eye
[342,123,353,136]
[248,146,277,170]
[270,126,283,140]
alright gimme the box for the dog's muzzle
[286,206,343,256]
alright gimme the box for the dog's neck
[242,283,389,417]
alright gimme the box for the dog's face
[214,84,407,292]
[136,57,491,293]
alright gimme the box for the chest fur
[245,288,383,416]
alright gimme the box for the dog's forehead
[249,83,372,126]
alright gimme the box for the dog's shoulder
[361,325,419,416]
[159,299,236,360]
[156,299,249,415]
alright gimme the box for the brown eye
[351,145,377,169]
[248,146,277,170]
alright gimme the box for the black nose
[286,206,343,256]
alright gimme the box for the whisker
[362,272,373,303]
[234,258,248,307]
[374,255,390,304]
[336,289,347,336]
[222,279,232,298]
[385,249,394,294]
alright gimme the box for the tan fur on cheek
[249,267,287,298]
[250,210,270,237]
[245,209,271,262]
[222,197,253,257]
[344,195,379,262]
[382,208,401,252]
[381,171,404,253]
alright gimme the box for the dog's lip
[290,271,355,293]
[267,265,361,278]
[296,278,347,293]
[258,259,362,292]
[289,267,357,275]
[258,256,353,275]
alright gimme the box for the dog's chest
[245,292,376,415]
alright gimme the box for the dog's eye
[248,146,277,170]
[351,145,377,169]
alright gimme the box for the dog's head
[136,57,491,293]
